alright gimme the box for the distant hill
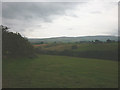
[28,35,119,43]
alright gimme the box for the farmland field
[35,43,118,52]
[3,55,118,88]
[34,42,118,61]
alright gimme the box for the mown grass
[3,55,118,88]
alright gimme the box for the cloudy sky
[2,0,118,38]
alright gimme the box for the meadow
[3,55,118,88]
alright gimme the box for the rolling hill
[28,35,119,43]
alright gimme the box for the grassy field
[3,55,118,88]
[37,43,118,52]
[35,42,118,60]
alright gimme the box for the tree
[40,41,44,44]
[94,40,102,43]
[2,25,35,58]
[106,39,112,43]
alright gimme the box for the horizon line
[27,35,119,39]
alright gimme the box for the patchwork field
[3,55,118,88]
[34,42,118,60]
[36,43,118,51]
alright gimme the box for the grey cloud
[2,2,87,34]
[2,2,85,22]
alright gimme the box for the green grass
[3,55,118,88]
[40,43,118,52]
[36,42,118,60]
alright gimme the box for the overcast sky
[2,0,118,38]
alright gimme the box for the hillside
[28,35,119,43]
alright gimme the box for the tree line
[32,39,117,45]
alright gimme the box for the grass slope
[3,55,118,88]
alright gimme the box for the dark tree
[106,39,112,43]
[94,40,102,43]
[2,25,35,58]
[40,41,44,44]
